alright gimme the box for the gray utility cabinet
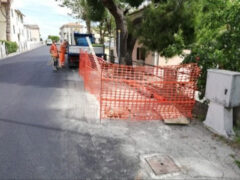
[204,69,240,137]
[205,69,240,107]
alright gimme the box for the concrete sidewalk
[57,73,240,179]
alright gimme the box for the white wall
[27,41,43,50]
[0,42,6,58]
[0,6,7,40]
[29,28,40,42]
[10,10,24,43]
[132,40,190,66]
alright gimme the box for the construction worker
[59,40,67,68]
[50,40,59,71]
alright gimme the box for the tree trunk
[99,21,104,44]
[86,18,91,34]
[6,0,11,41]
[101,0,129,65]
[125,33,137,65]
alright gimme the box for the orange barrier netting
[79,51,200,121]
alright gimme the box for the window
[137,47,146,61]
[13,25,15,34]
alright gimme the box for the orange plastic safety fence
[79,51,200,121]
[79,51,104,100]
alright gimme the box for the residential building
[24,24,41,42]
[11,9,27,51]
[0,0,42,52]
[0,0,27,50]
[0,0,7,40]
[0,0,13,41]
[59,22,84,45]
[132,40,189,66]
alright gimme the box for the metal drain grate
[145,155,180,176]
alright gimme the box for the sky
[13,0,85,40]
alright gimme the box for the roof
[25,24,40,30]
[0,0,10,3]
[15,9,25,17]
[60,23,83,29]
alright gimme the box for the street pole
[117,29,121,64]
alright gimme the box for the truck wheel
[68,57,73,69]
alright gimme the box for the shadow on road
[0,118,139,179]
[0,118,87,136]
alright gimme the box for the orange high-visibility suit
[59,42,66,67]
[50,43,59,69]
[50,43,58,58]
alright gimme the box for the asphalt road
[0,46,137,179]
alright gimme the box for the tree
[59,0,105,34]
[100,0,145,65]
[60,0,91,33]
[59,0,144,64]
[182,0,240,99]
[48,35,60,42]
[136,0,194,57]
[127,0,240,99]
[93,12,115,44]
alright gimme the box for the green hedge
[0,40,18,54]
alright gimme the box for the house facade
[59,23,84,45]
[132,40,188,66]
[0,0,28,50]
[0,0,8,40]
[0,1,25,41]
[0,0,14,41]
[24,24,41,42]
[0,0,42,53]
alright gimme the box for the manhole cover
[145,155,180,176]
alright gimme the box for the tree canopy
[182,0,240,98]
[59,0,106,33]
[48,35,60,42]
[124,0,240,98]
[136,0,194,57]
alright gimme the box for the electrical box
[205,69,240,108]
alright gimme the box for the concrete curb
[0,44,45,61]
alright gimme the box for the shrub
[183,0,240,99]
[0,40,18,54]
